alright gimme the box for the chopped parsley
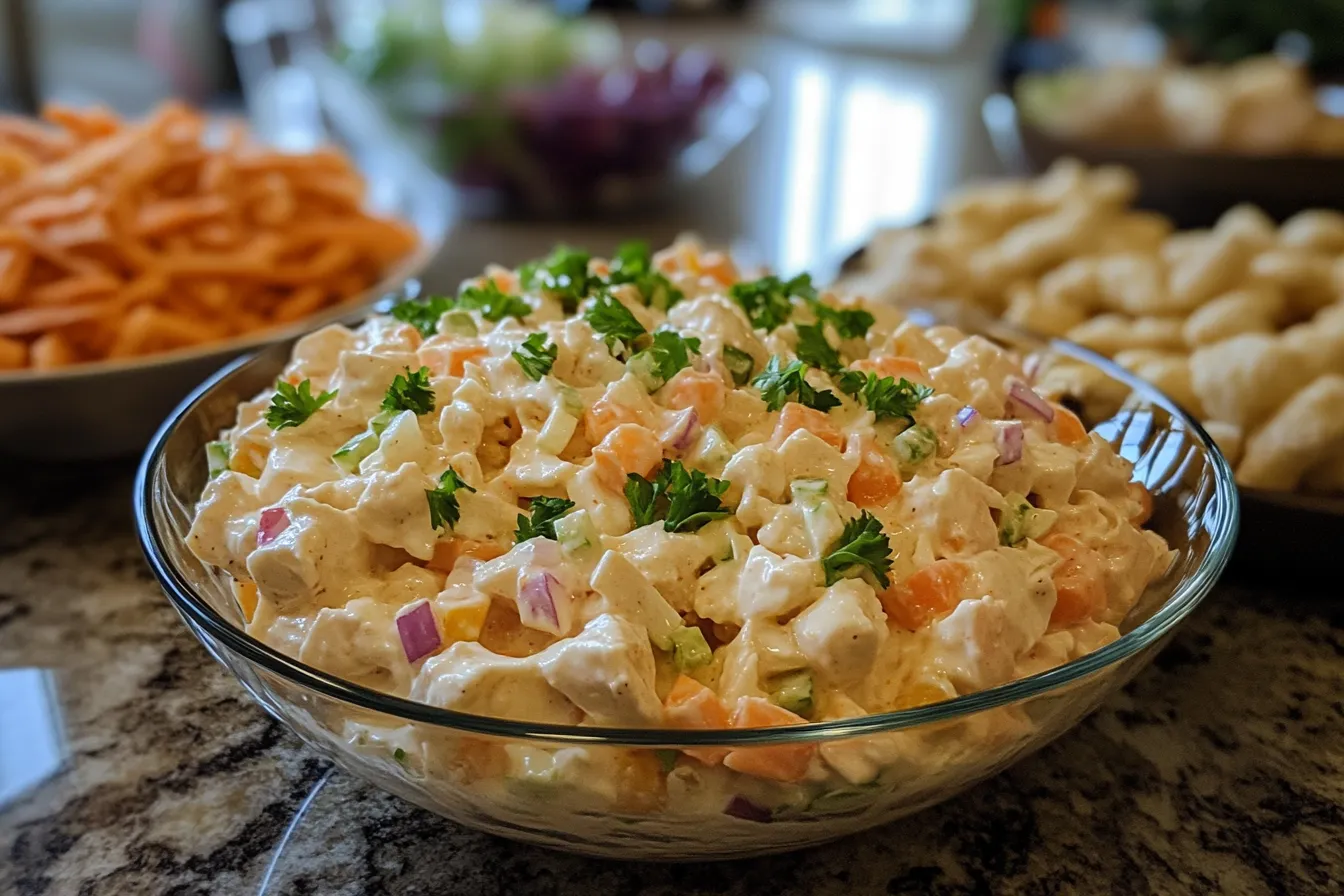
[515,496,576,543]
[751,356,841,413]
[265,379,336,430]
[425,467,475,531]
[809,299,875,340]
[584,291,648,355]
[852,373,934,424]
[794,322,843,374]
[389,295,454,338]
[822,511,893,589]
[511,332,557,381]
[730,273,812,331]
[380,366,435,416]
[835,369,867,396]
[638,330,701,383]
[608,240,683,311]
[457,279,531,322]
[625,460,732,533]
[520,245,597,313]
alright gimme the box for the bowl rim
[133,319,1240,748]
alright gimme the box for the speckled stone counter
[2,465,1342,896]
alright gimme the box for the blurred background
[2,0,1340,282]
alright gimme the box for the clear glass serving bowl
[133,308,1238,861]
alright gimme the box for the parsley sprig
[822,511,893,588]
[848,373,933,424]
[625,460,732,533]
[425,467,475,531]
[265,379,337,430]
[729,273,817,332]
[457,280,531,322]
[751,356,841,413]
[381,366,435,416]
[389,295,454,338]
[512,332,557,381]
[515,496,576,543]
[632,330,700,384]
[584,292,648,356]
[809,300,875,340]
[608,240,683,311]
[794,322,843,374]
[520,245,598,314]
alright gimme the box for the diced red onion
[256,508,290,547]
[995,421,1024,466]
[955,406,980,428]
[723,794,772,823]
[396,600,441,664]
[662,407,701,453]
[1006,378,1054,422]
[518,570,570,635]
[528,538,562,569]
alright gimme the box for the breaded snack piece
[1189,333,1313,429]
[1238,375,1344,490]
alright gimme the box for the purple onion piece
[518,570,568,635]
[256,507,290,547]
[396,600,441,664]
[723,794,773,823]
[663,407,701,452]
[1006,379,1055,423]
[955,406,980,428]
[995,421,1024,466]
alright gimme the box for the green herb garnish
[722,345,755,386]
[751,356,841,413]
[515,496,576,543]
[457,280,531,322]
[729,273,815,331]
[425,467,475,531]
[511,332,557,381]
[854,373,933,424]
[380,366,435,416]
[624,460,732,533]
[389,295,454,338]
[265,379,337,430]
[809,300,875,340]
[822,511,893,589]
[584,291,648,355]
[794,322,843,374]
[608,240,683,311]
[520,245,597,313]
[640,330,701,384]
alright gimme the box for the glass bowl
[133,307,1238,861]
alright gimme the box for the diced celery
[537,405,578,454]
[892,424,938,470]
[998,492,1055,545]
[331,430,379,474]
[687,424,735,472]
[790,478,828,510]
[441,310,478,338]
[369,409,397,436]
[669,625,713,672]
[555,382,584,418]
[626,350,665,392]
[770,671,814,718]
[722,345,755,386]
[205,441,231,479]
[554,509,599,558]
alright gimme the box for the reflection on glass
[780,64,831,274]
[0,668,68,810]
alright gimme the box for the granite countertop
[2,465,1342,896]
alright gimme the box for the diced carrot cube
[880,559,969,630]
[614,750,666,813]
[234,580,259,623]
[664,674,733,765]
[593,423,662,491]
[663,368,727,425]
[439,597,491,643]
[891,681,949,710]
[847,437,903,508]
[851,356,928,382]
[447,344,488,377]
[1052,405,1088,445]
[771,402,843,450]
[722,697,816,783]
[583,397,641,444]
[1040,532,1108,627]
[698,250,738,285]
[427,538,506,574]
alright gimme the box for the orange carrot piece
[427,538,507,574]
[1128,482,1153,526]
[662,368,727,425]
[722,697,816,783]
[593,424,663,491]
[881,559,969,630]
[772,401,843,450]
[847,437,903,508]
[1040,533,1107,627]
[664,674,733,765]
[1052,405,1088,445]
[584,396,641,444]
[851,356,928,382]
